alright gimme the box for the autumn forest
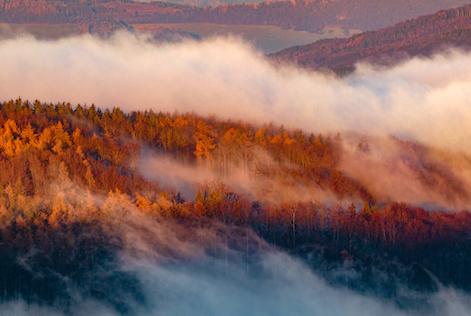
[0,98,470,314]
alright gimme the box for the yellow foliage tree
[194,121,216,160]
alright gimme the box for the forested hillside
[1,0,470,35]
[271,4,471,74]
[0,99,470,311]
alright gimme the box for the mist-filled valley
[1,3,471,315]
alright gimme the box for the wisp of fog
[1,33,471,316]
[1,181,471,316]
[0,33,470,154]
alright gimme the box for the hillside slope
[0,99,470,311]
[271,4,471,73]
[1,0,470,34]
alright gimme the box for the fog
[2,31,470,209]
[135,143,471,210]
[4,251,471,316]
[138,151,346,205]
[0,33,470,154]
[339,135,471,209]
[4,261,471,316]
[1,181,471,316]
[1,32,471,315]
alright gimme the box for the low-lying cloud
[2,180,471,316]
[4,255,471,316]
[2,33,471,315]
[339,135,471,209]
[0,33,470,154]
[138,150,346,205]
[138,141,471,209]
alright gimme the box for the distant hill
[1,0,471,35]
[271,4,471,74]
[144,0,267,7]
[175,0,471,32]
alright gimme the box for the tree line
[0,98,470,304]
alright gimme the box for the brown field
[0,22,360,52]
[133,23,361,52]
[0,23,81,39]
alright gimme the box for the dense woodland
[0,98,470,311]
